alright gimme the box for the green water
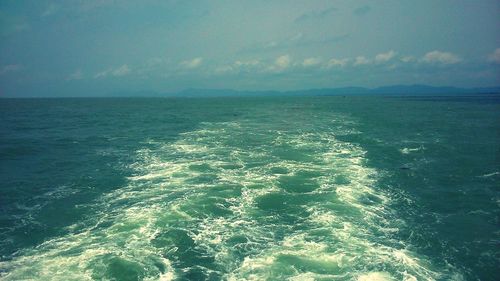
[0,96,498,280]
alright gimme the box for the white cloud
[94,69,109,78]
[421,51,461,64]
[302,57,321,67]
[375,50,396,63]
[0,64,22,75]
[259,33,304,51]
[268,55,291,72]
[276,55,291,68]
[94,64,131,78]
[487,48,500,64]
[400,56,416,63]
[213,59,261,75]
[112,64,130,76]
[354,56,371,66]
[180,57,203,69]
[326,58,349,68]
[67,69,83,80]
[234,59,260,67]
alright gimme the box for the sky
[0,0,499,97]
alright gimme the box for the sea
[0,95,498,281]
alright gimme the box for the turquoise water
[0,96,498,280]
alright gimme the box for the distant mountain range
[110,85,500,97]
[4,85,499,98]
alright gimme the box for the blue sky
[0,0,499,97]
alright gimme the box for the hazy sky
[1,0,499,97]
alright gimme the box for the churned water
[0,95,498,280]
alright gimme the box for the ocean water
[0,95,498,281]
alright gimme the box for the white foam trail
[400,145,425,154]
[478,171,499,178]
[1,117,458,280]
[357,272,393,281]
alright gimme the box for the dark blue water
[0,96,498,280]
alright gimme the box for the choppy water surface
[0,96,499,280]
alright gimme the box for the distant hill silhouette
[4,85,499,98]
[156,85,500,97]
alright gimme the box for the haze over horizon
[1,0,499,97]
